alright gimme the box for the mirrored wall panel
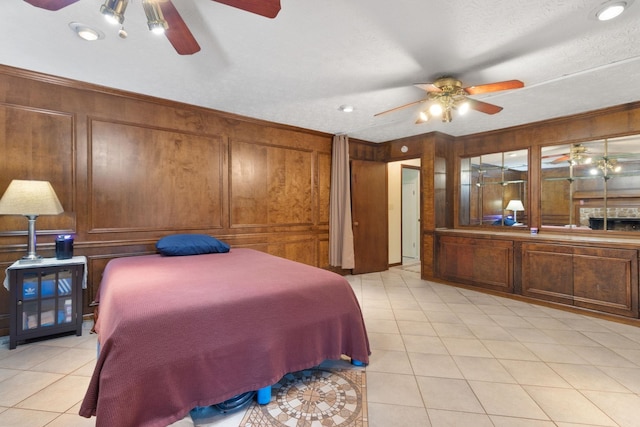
[460,149,528,227]
[540,135,640,231]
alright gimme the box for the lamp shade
[505,199,525,212]
[0,180,64,215]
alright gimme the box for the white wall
[388,158,421,265]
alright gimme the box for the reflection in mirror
[541,135,640,231]
[460,149,528,227]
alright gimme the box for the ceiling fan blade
[374,99,427,117]
[551,155,571,164]
[159,1,201,55]
[23,0,79,11]
[466,98,503,115]
[212,0,281,18]
[464,80,524,95]
[414,83,442,93]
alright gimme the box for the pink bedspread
[79,248,370,427]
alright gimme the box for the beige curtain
[329,134,355,269]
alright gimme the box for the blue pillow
[156,234,230,256]
[492,218,516,226]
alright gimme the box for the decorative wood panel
[0,103,75,235]
[523,242,638,317]
[318,153,331,224]
[421,142,436,231]
[458,103,640,157]
[230,140,313,227]
[434,157,446,229]
[422,232,435,278]
[573,247,638,317]
[438,236,513,292]
[319,238,330,269]
[522,243,574,304]
[473,243,512,291]
[87,257,111,306]
[89,120,224,232]
[439,236,474,281]
[0,66,338,337]
[267,239,317,266]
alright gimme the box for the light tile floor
[2,264,640,426]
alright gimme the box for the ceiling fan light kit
[142,0,169,34]
[100,0,128,25]
[378,77,524,125]
[429,103,443,117]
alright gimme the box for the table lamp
[0,180,64,262]
[505,199,525,224]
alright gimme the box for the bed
[79,247,370,427]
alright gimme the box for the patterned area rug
[239,368,367,427]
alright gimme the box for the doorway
[401,166,421,271]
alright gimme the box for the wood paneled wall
[4,63,640,336]
[0,65,366,335]
[457,103,640,157]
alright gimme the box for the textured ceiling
[2,0,640,143]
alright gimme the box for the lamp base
[19,254,43,264]
[19,215,44,263]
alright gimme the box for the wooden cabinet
[436,232,640,319]
[8,258,85,349]
[438,236,513,292]
[522,243,638,317]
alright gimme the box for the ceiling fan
[375,77,524,124]
[542,143,627,175]
[546,143,591,164]
[23,0,281,55]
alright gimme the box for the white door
[402,168,420,259]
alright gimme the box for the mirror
[540,135,640,231]
[460,149,528,227]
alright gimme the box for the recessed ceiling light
[338,105,354,113]
[591,0,632,21]
[69,22,105,41]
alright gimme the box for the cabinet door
[522,243,573,304]
[473,240,513,292]
[16,268,75,334]
[438,236,474,281]
[438,236,513,292]
[11,264,83,349]
[573,247,638,317]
